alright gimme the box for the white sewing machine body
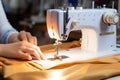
[32,8,120,69]
[47,8,119,53]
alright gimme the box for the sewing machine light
[47,25,60,40]
[47,9,61,40]
[48,28,54,38]
[47,10,53,39]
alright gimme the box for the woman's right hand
[0,41,45,60]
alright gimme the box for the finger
[19,31,27,41]
[33,36,37,45]
[24,42,45,60]
[26,32,34,44]
[22,47,41,60]
[29,45,45,60]
[17,51,32,60]
[36,47,46,60]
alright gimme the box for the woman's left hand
[8,31,37,45]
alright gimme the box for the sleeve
[0,0,18,44]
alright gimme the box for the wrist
[0,44,5,56]
[8,33,19,43]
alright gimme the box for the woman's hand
[8,31,37,45]
[0,41,45,60]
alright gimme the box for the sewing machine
[46,6,120,60]
[32,5,120,69]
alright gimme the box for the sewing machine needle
[47,40,69,61]
[54,40,62,61]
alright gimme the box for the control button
[68,7,75,10]
[76,7,83,10]
[103,12,119,24]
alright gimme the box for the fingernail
[42,56,47,60]
[28,56,32,60]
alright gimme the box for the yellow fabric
[0,41,120,80]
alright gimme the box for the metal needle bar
[54,40,62,60]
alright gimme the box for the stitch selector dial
[103,12,119,24]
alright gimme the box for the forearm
[0,43,16,58]
[0,0,18,43]
[0,44,6,57]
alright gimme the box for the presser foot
[48,54,69,61]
